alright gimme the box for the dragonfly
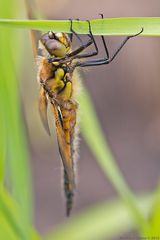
[37,15,143,216]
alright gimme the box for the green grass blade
[0,18,160,35]
[0,81,6,184]
[46,194,153,240]
[146,187,160,237]
[0,0,33,238]
[0,186,41,240]
[78,87,148,232]
[0,213,18,240]
[0,186,29,239]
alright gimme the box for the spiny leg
[69,17,98,55]
[99,13,109,59]
[69,15,109,60]
[66,19,99,58]
[69,18,83,44]
[78,27,143,67]
[61,19,100,60]
[70,19,99,59]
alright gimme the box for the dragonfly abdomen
[64,168,74,216]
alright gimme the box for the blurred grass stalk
[0,0,33,239]
[47,194,153,240]
[79,87,149,233]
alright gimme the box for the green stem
[0,18,160,35]
[79,87,149,233]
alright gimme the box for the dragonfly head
[40,31,71,57]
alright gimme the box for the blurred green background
[0,0,160,239]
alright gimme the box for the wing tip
[43,122,51,136]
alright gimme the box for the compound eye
[48,31,55,39]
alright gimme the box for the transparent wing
[38,86,50,135]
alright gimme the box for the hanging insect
[37,15,143,216]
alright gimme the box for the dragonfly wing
[38,86,50,135]
[51,101,77,216]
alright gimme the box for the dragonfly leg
[78,27,143,67]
